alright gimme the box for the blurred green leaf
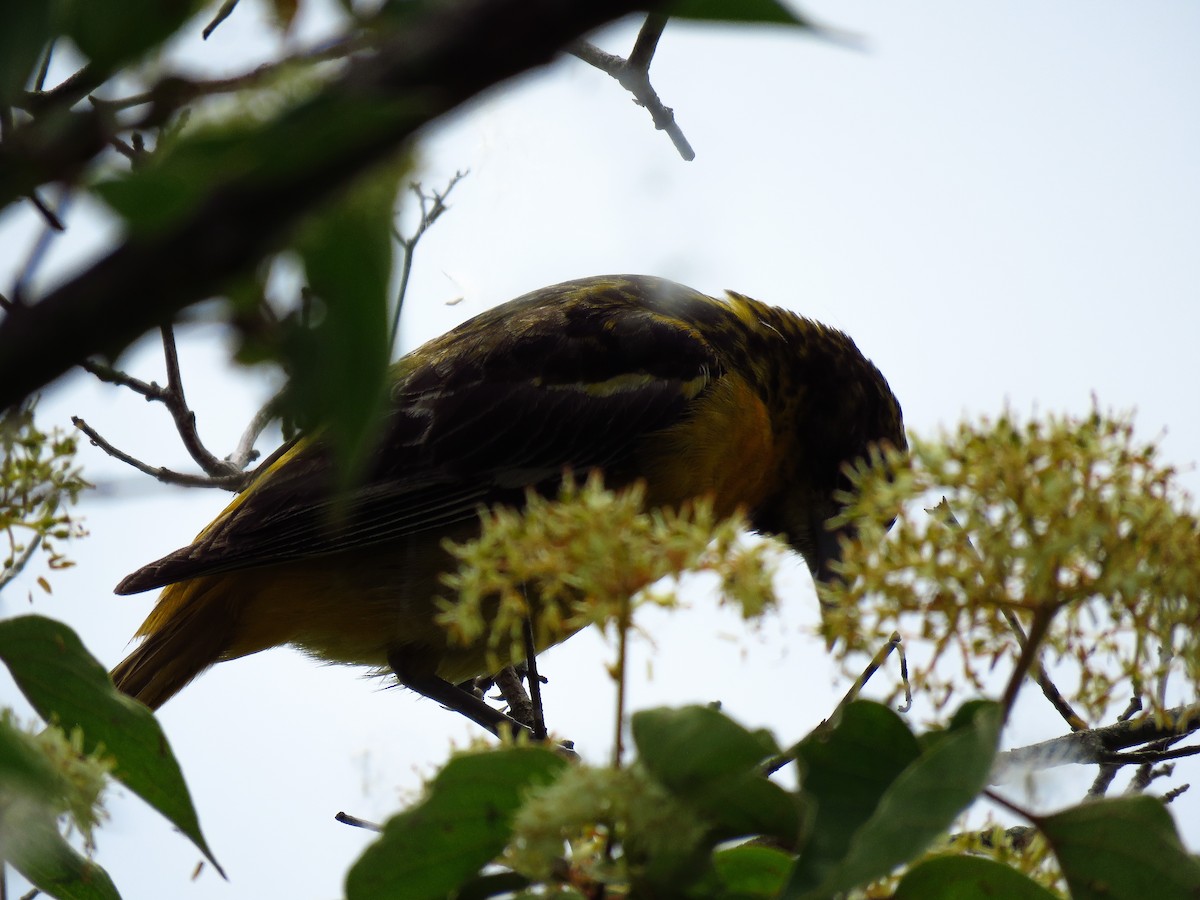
[0,5,53,104]
[95,92,415,237]
[666,0,816,27]
[633,705,800,845]
[1,716,52,778]
[345,746,568,900]
[286,157,405,480]
[451,869,532,900]
[894,855,1058,899]
[1039,795,1200,900]
[1,806,121,900]
[0,615,222,877]
[709,843,794,897]
[787,700,1001,899]
[789,701,920,892]
[54,0,200,73]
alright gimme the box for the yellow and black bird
[111,275,905,727]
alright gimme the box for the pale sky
[2,2,1199,897]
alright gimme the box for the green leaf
[0,715,120,899]
[894,855,1059,900]
[93,128,256,235]
[709,843,795,897]
[0,5,53,104]
[451,869,532,900]
[53,0,199,73]
[788,701,920,892]
[345,746,568,900]
[786,700,1001,899]
[0,615,222,877]
[666,0,817,27]
[633,705,800,845]
[285,159,403,481]
[2,808,121,900]
[1039,795,1200,900]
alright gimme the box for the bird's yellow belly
[222,537,581,685]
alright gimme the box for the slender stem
[982,788,1037,823]
[522,617,547,740]
[389,172,467,355]
[34,40,56,92]
[612,594,631,770]
[761,632,902,777]
[72,416,247,489]
[203,0,241,39]
[0,535,42,592]
[627,14,667,70]
[1000,608,1055,722]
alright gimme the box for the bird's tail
[111,576,235,710]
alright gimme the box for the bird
[110,274,906,730]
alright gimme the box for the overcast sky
[2,2,1199,898]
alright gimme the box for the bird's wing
[117,277,728,593]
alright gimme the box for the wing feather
[117,276,727,594]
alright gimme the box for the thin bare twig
[334,811,382,832]
[1000,608,1055,722]
[570,14,695,161]
[982,788,1035,822]
[612,590,633,770]
[1163,783,1191,804]
[34,40,56,93]
[71,416,247,490]
[1088,762,1120,798]
[389,171,468,355]
[80,359,158,397]
[78,326,268,490]
[0,534,42,592]
[15,62,104,115]
[14,190,73,301]
[27,191,65,232]
[1112,744,1197,768]
[761,632,903,777]
[204,0,241,39]
[158,324,244,478]
[896,637,912,713]
[229,392,280,470]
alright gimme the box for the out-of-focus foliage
[0,616,219,899]
[0,709,120,900]
[0,405,89,592]
[824,406,1200,720]
[0,709,113,846]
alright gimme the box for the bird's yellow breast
[637,373,781,520]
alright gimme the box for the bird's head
[738,303,907,587]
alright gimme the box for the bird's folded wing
[117,283,727,593]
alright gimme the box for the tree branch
[571,14,695,161]
[0,0,656,410]
[79,325,266,490]
[991,702,1200,784]
[71,416,247,490]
